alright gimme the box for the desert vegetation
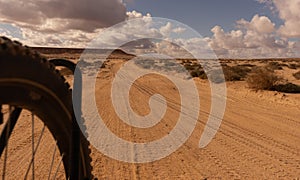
[51,53,300,94]
[177,59,300,93]
[293,70,300,80]
[246,66,281,90]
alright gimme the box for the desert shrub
[260,60,268,64]
[239,63,256,68]
[267,62,283,70]
[190,67,224,83]
[271,83,300,93]
[184,63,195,71]
[293,71,300,80]
[100,62,106,68]
[221,63,228,67]
[288,63,298,69]
[223,65,252,81]
[190,69,207,79]
[189,65,252,82]
[207,69,226,83]
[278,63,288,67]
[246,67,282,90]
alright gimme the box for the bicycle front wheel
[0,37,93,179]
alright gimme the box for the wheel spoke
[24,124,45,179]
[31,113,35,180]
[0,106,22,156]
[1,106,22,179]
[47,141,57,180]
[0,105,3,125]
[2,106,11,180]
[53,153,64,179]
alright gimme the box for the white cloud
[172,27,186,34]
[210,26,244,49]
[160,22,172,36]
[126,10,151,19]
[237,15,275,33]
[129,12,296,59]
[257,0,300,38]
[207,14,298,58]
[80,12,215,59]
[274,0,300,37]
[0,0,128,47]
[16,28,100,47]
[0,0,127,33]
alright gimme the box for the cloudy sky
[0,0,299,58]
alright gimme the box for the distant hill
[31,47,136,59]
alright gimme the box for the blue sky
[125,0,281,37]
[0,0,299,58]
[0,0,279,38]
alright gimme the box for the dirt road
[89,60,300,179]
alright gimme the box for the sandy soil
[0,108,65,179]
[88,60,300,179]
[0,58,299,179]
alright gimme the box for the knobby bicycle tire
[0,37,93,179]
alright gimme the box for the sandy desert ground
[0,52,300,179]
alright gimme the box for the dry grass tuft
[246,67,282,90]
[293,71,300,80]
